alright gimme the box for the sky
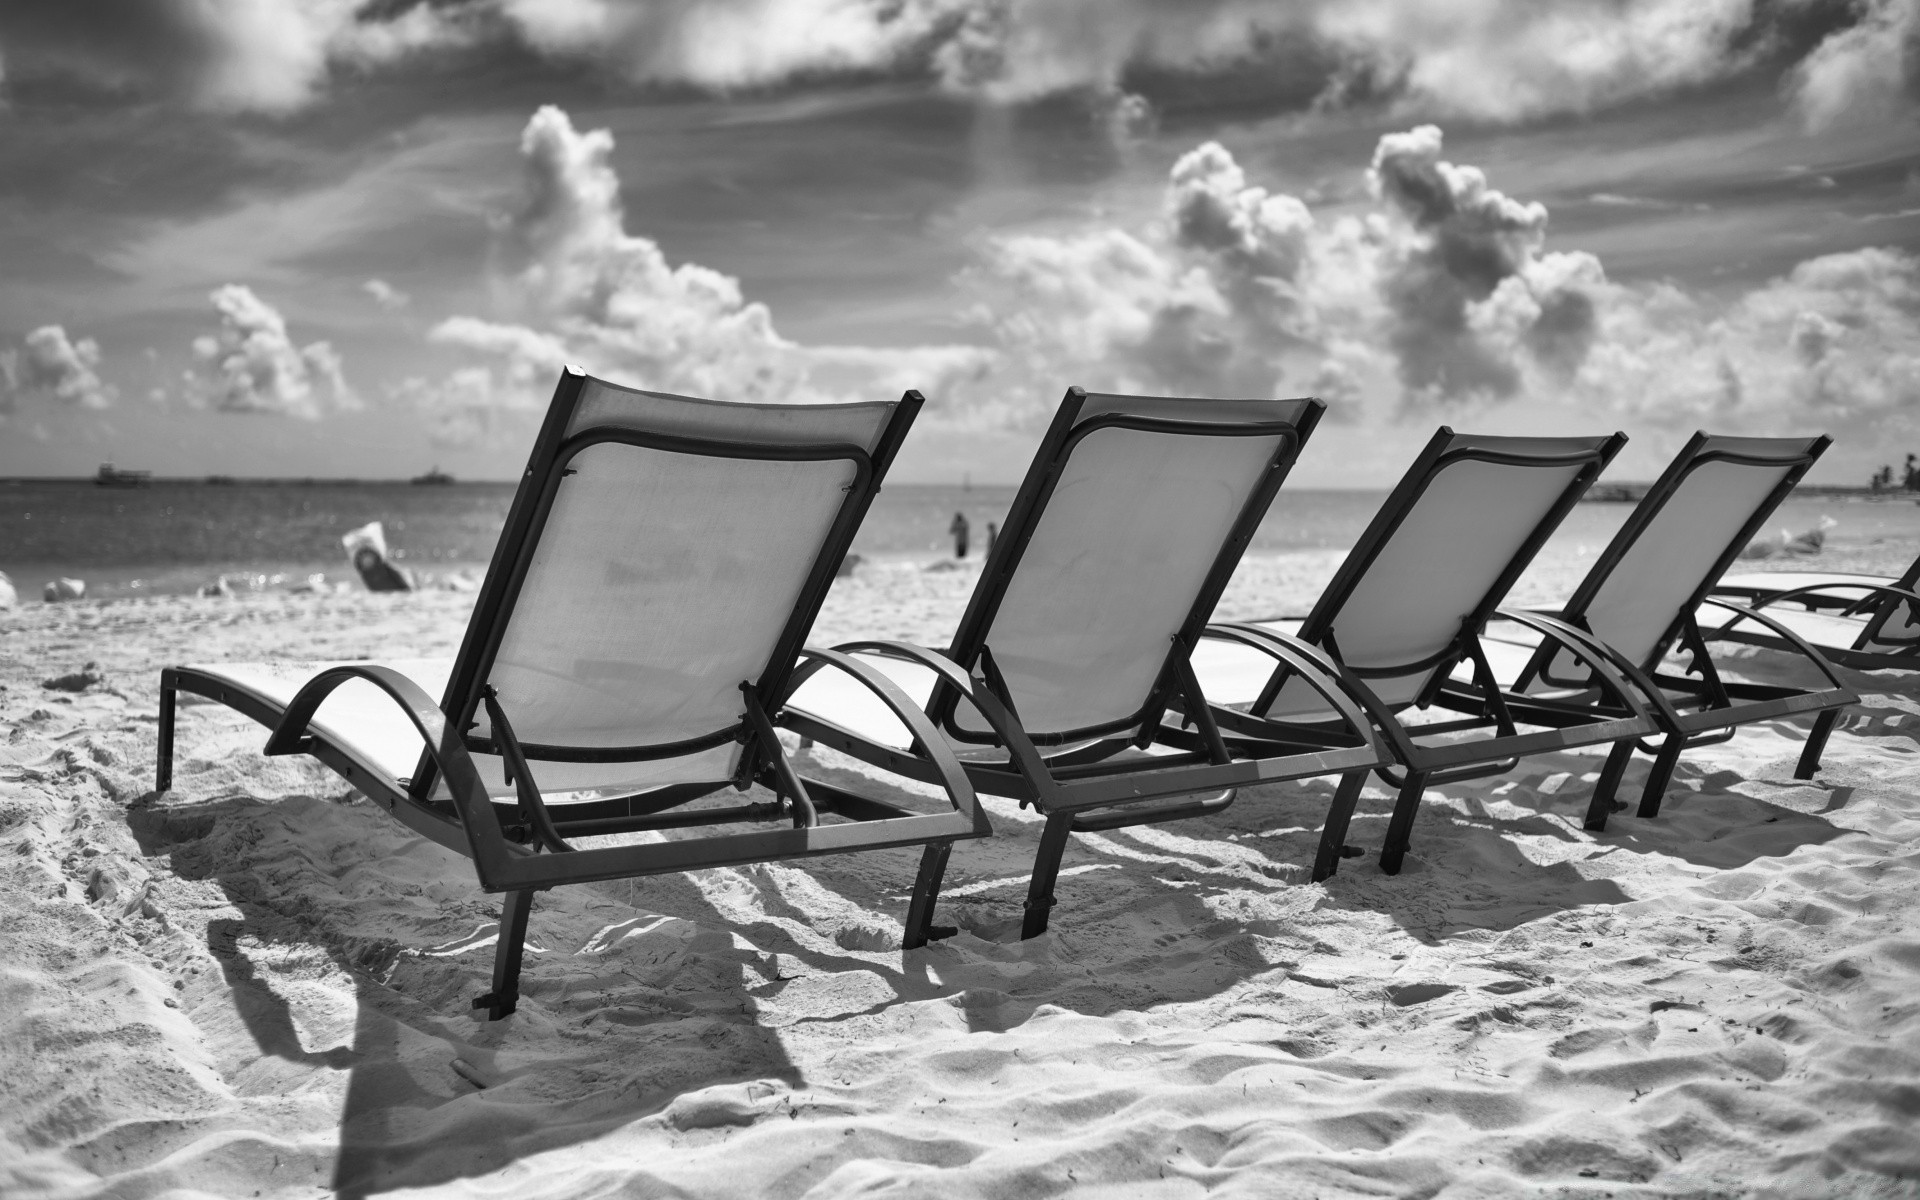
[0,0,1915,487]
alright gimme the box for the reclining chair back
[420,369,914,799]
[1537,432,1828,681]
[937,389,1323,745]
[1256,429,1625,718]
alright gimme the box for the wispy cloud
[0,0,481,115]
[1587,192,1712,211]
[363,279,411,310]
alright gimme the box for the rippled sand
[4,549,1918,1197]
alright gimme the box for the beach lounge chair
[1192,428,1659,879]
[782,388,1387,939]
[157,368,991,1019]
[1704,552,1920,672]
[1503,433,1858,830]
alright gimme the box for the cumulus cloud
[1575,247,1920,427]
[363,278,410,310]
[409,103,1917,449]
[3,0,1909,127]
[1366,123,1598,405]
[184,284,360,418]
[0,325,117,417]
[1789,0,1920,129]
[404,105,987,445]
[955,125,1920,438]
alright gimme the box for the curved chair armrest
[786,646,989,834]
[790,637,1074,811]
[264,664,520,882]
[1737,581,1920,629]
[825,638,982,698]
[1489,608,1666,728]
[1697,596,1852,690]
[804,638,1061,782]
[1197,623,1385,759]
[1209,621,1344,679]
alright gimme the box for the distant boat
[95,462,151,487]
[410,466,455,486]
[205,474,237,486]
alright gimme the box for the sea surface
[2,477,1915,601]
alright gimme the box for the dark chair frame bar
[158,369,992,1020]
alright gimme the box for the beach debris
[836,553,864,578]
[1740,516,1836,560]
[664,1081,784,1130]
[42,662,105,692]
[343,521,415,592]
[42,577,85,602]
[82,855,152,918]
[0,571,15,610]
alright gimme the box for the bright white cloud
[404,105,989,446]
[0,325,117,417]
[4,0,1910,128]
[1789,0,1920,129]
[184,284,360,418]
[498,0,939,89]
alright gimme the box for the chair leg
[1020,814,1074,940]
[902,841,957,950]
[1636,738,1685,819]
[156,680,177,793]
[1311,771,1368,883]
[1583,741,1636,832]
[1794,709,1842,780]
[1378,771,1428,876]
[474,888,535,1020]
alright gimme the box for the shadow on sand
[121,690,1870,1193]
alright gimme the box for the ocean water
[1,477,1913,601]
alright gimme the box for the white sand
[3,549,1919,1198]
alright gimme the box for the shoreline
[6,533,1914,611]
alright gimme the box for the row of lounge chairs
[156,369,1906,1019]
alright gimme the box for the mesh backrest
[477,441,858,751]
[1259,435,1601,718]
[1576,460,1794,667]
[960,412,1293,738]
